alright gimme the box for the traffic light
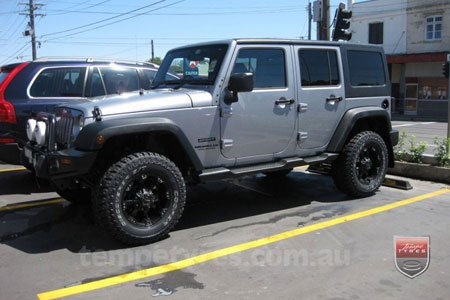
[332,3,352,41]
[442,62,449,78]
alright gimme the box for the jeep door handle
[275,97,295,105]
[326,95,343,102]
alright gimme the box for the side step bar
[199,153,339,182]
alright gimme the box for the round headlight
[35,121,46,146]
[26,119,36,141]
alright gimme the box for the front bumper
[24,144,97,180]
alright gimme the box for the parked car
[24,39,398,245]
[0,57,159,165]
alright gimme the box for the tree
[147,56,162,65]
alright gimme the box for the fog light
[60,158,72,165]
[27,119,36,141]
[35,121,46,146]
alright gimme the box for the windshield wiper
[151,80,182,90]
[172,80,213,90]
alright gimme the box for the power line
[40,0,167,38]
[42,0,185,42]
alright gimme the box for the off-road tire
[332,131,388,198]
[263,168,293,178]
[56,188,92,204]
[93,152,186,245]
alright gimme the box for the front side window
[426,16,442,40]
[30,67,86,97]
[299,49,340,86]
[233,48,286,89]
[99,67,140,94]
[154,44,228,87]
[347,50,386,86]
[89,68,106,97]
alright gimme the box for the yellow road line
[37,188,450,300]
[0,198,65,212]
[293,165,309,170]
[0,167,27,173]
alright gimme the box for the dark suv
[0,58,158,165]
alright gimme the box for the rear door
[294,45,346,150]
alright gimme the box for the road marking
[0,167,27,173]
[294,165,309,170]
[392,122,436,128]
[0,198,65,212]
[37,188,450,300]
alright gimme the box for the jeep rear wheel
[332,131,388,198]
[93,152,186,245]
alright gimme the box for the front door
[220,45,296,159]
[294,46,346,150]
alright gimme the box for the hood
[63,88,213,118]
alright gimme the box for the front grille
[55,110,74,150]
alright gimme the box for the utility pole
[319,0,330,40]
[20,0,44,60]
[308,0,312,40]
[151,40,155,63]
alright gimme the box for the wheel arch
[74,117,203,172]
[327,107,395,167]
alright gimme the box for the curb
[388,161,450,184]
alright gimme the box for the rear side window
[0,72,9,85]
[99,67,140,94]
[347,50,386,86]
[299,49,340,86]
[30,67,86,97]
[233,48,286,89]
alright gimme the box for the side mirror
[224,73,253,105]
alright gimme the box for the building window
[425,16,442,40]
[369,22,383,44]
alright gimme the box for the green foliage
[394,130,408,161]
[147,56,162,65]
[434,136,450,167]
[408,135,427,164]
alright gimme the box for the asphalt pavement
[0,163,449,300]
[391,121,448,155]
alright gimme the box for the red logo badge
[394,236,430,278]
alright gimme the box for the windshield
[153,44,228,87]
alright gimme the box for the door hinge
[220,107,233,117]
[297,132,308,142]
[298,103,308,112]
[221,139,233,149]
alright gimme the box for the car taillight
[0,138,14,143]
[0,62,29,123]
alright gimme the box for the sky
[0,0,345,65]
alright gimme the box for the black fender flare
[327,106,394,152]
[74,117,203,171]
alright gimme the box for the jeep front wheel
[94,152,186,245]
[332,131,388,198]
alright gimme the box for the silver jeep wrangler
[24,39,398,245]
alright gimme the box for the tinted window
[299,49,340,86]
[348,51,386,86]
[30,67,86,97]
[233,49,286,88]
[369,23,383,44]
[99,67,139,94]
[143,69,156,83]
[0,72,9,85]
[89,68,105,97]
